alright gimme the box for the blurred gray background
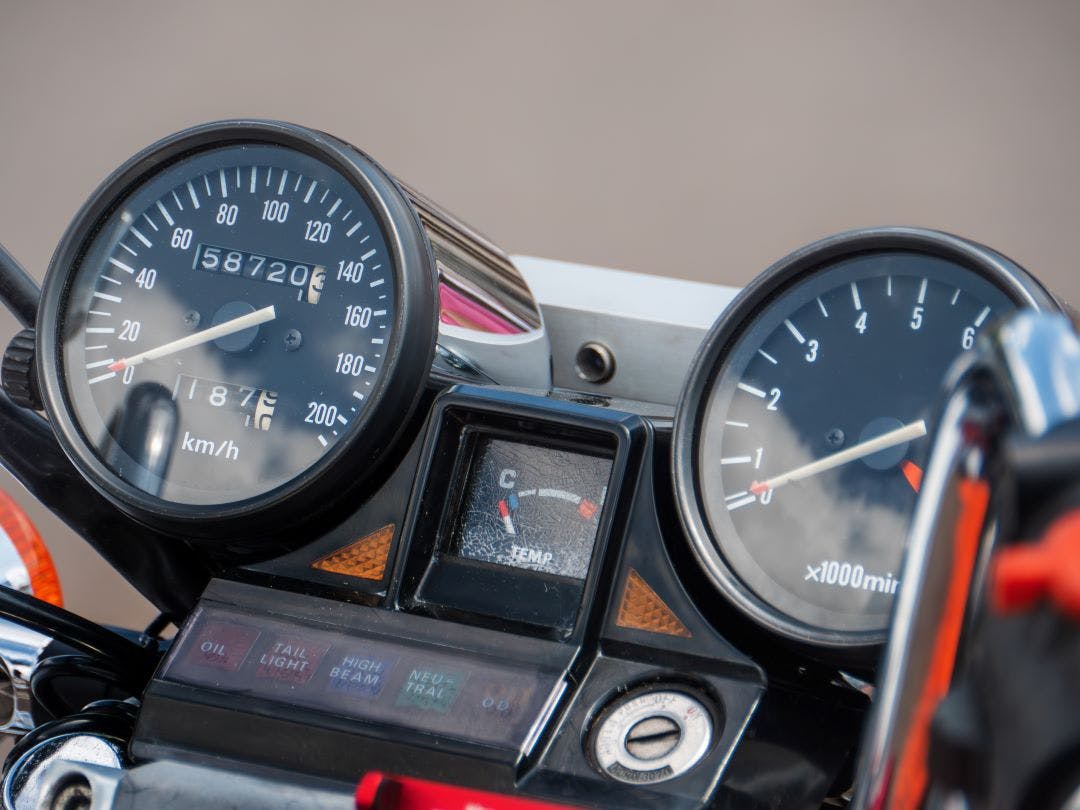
[1,1,1078,626]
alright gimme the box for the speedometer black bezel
[672,227,1057,651]
[36,120,438,541]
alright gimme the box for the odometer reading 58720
[58,141,398,507]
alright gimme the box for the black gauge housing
[36,120,438,541]
[672,227,1057,652]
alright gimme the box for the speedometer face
[39,122,436,522]
[674,231,1054,646]
[62,144,394,506]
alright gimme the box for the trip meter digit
[673,228,1056,648]
[37,121,436,533]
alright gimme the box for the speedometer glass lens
[59,143,396,507]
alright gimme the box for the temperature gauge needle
[108,305,276,372]
[497,499,516,536]
[750,419,927,495]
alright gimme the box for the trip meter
[673,228,1056,649]
[36,121,437,534]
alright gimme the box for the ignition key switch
[589,687,714,785]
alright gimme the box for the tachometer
[673,228,1056,648]
[36,120,436,534]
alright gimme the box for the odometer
[673,228,1056,648]
[37,121,436,531]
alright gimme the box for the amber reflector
[616,568,690,638]
[311,524,395,581]
[0,489,62,607]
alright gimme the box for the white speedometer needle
[749,419,927,495]
[108,305,277,372]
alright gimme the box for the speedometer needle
[749,419,927,495]
[108,305,276,372]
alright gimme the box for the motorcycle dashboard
[28,122,1059,657]
[9,117,1066,808]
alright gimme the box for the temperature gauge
[452,438,612,580]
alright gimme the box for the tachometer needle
[108,305,276,372]
[749,419,927,495]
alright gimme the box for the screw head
[284,329,302,351]
[183,310,201,330]
[826,428,845,447]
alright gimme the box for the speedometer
[36,121,436,533]
[673,228,1056,649]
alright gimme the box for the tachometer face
[39,122,436,527]
[674,230,1054,647]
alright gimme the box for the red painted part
[356,772,580,810]
[992,509,1080,617]
[901,460,923,493]
[887,478,989,810]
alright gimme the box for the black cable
[0,242,40,328]
[143,612,173,639]
[0,587,157,679]
[30,654,146,720]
